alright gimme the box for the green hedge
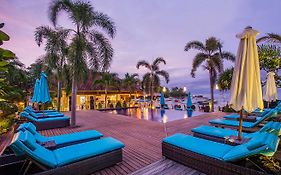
[0,114,16,135]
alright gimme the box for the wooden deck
[129,159,206,175]
[1,110,227,174]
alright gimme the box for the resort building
[58,89,143,111]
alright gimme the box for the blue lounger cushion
[54,137,124,167]
[10,131,124,168]
[191,121,281,140]
[25,106,57,113]
[209,109,277,128]
[163,132,279,162]
[28,111,64,119]
[23,114,70,122]
[223,110,269,120]
[191,125,248,138]
[209,119,255,128]
[163,133,233,160]
[17,122,103,145]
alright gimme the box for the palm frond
[136,60,151,70]
[92,11,116,38]
[205,37,221,52]
[156,70,169,83]
[211,54,223,73]
[220,51,235,62]
[34,26,53,46]
[85,41,99,71]
[90,30,113,71]
[49,0,73,26]
[257,33,281,44]
[152,57,166,66]
[184,41,205,52]
[190,53,208,78]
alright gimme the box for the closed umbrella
[264,72,278,107]
[160,92,165,108]
[31,79,40,103]
[186,92,192,110]
[229,26,264,140]
[37,71,51,104]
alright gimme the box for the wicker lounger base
[210,123,259,133]
[162,142,265,175]
[35,149,122,175]
[29,119,70,131]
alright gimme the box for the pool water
[105,108,206,122]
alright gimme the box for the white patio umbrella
[264,72,278,107]
[229,26,264,140]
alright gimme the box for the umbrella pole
[268,101,269,108]
[238,106,243,141]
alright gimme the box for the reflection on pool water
[105,108,206,122]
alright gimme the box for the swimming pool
[105,108,206,122]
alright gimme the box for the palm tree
[34,26,69,112]
[136,57,169,107]
[93,72,120,108]
[184,37,235,112]
[217,67,234,91]
[257,33,281,44]
[49,0,116,126]
[123,73,139,106]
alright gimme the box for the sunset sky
[1,0,281,97]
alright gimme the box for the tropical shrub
[122,101,127,108]
[0,114,16,135]
[109,103,114,108]
[98,102,102,109]
[116,101,122,108]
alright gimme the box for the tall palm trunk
[57,80,62,112]
[129,91,131,107]
[104,88,107,108]
[150,72,154,108]
[209,70,215,112]
[70,75,77,126]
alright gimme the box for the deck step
[129,158,205,175]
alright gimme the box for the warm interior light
[215,84,219,90]
[163,87,166,92]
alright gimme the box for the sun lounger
[20,112,70,130]
[162,132,279,175]
[252,102,281,115]
[17,122,103,149]
[25,106,57,113]
[209,109,277,132]
[191,121,281,143]
[223,110,269,122]
[4,131,124,175]
[1,123,104,173]
[24,107,64,118]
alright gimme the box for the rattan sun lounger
[191,121,281,143]
[162,132,279,175]
[209,109,277,132]
[20,112,70,130]
[2,131,124,175]
[17,122,103,149]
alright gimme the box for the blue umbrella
[160,109,165,117]
[37,72,51,104]
[31,79,40,103]
[160,92,165,107]
[186,92,192,109]
[187,110,193,117]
